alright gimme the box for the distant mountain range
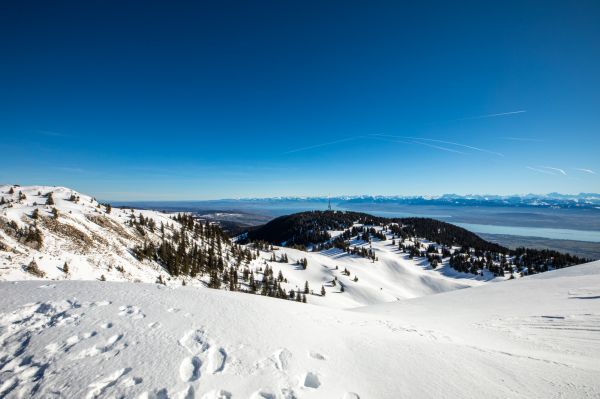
[220,193,600,209]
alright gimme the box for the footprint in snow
[250,390,277,399]
[309,351,326,360]
[201,389,231,399]
[179,356,202,382]
[118,305,145,319]
[177,328,228,387]
[301,371,321,389]
[255,348,292,372]
[85,367,132,399]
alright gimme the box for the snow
[1,261,599,398]
[0,185,491,309]
[2,185,599,397]
[259,241,486,309]
[0,184,180,284]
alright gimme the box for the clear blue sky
[1,1,599,200]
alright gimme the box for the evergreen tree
[304,280,309,294]
[321,285,326,296]
[46,193,54,205]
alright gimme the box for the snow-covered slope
[1,261,599,398]
[0,184,190,283]
[253,241,486,309]
[0,185,488,309]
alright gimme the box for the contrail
[371,134,503,156]
[574,168,596,175]
[526,166,556,176]
[500,136,544,142]
[369,136,466,154]
[459,110,526,120]
[541,166,567,176]
[410,140,466,154]
[284,136,363,154]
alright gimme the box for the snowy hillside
[250,240,486,309]
[1,261,599,398]
[0,184,215,284]
[0,185,490,309]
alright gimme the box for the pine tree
[304,280,309,294]
[46,193,54,205]
[63,262,69,274]
[8,187,14,194]
[52,207,59,219]
[106,203,112,214]
[26,259,45,277]
[321,285,326,296]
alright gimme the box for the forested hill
[245,211,589,275]
[246,210,506,252]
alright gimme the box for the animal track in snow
[309,351,326,360]
[101,322,113,329]
[342,393,360,399]
[148,321,161,328]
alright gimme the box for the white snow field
[0,261,599,398]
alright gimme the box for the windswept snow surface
[1,262,599,398]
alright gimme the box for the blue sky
[1,1,599,200]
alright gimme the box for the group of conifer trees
[131,213,307,303]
